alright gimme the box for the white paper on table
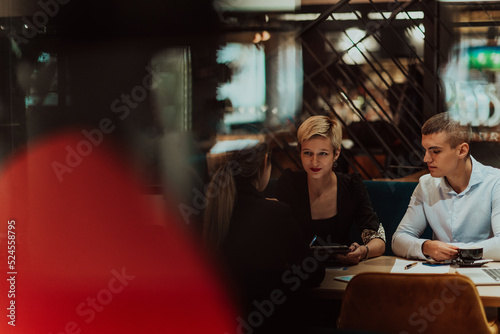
[390,258,450,274]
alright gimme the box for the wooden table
[309,256,500,307]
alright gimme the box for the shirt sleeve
[391,182,431,260]
[478,179,500,260]
[362,223,386,244]
[450,180,500,261]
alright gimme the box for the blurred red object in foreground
[0,130,236,334]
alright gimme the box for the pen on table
[405,262,418,270]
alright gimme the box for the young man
[392,112,500,261]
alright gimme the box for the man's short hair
[421,112,472,149]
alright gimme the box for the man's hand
[422,240,459,261]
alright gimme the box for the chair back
[338,272,499,334]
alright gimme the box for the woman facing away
[203,140,325,334]
[276,115,386,265]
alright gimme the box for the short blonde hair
[297,115,342,152]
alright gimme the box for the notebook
[456,267,500,285]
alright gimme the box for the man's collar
[468,156,484,188]
[439,156,483,194]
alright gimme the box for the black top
[221,180,325,332]
[276,169,380,245]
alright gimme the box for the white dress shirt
[392,156,500,260]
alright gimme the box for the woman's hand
[335,242,367,265]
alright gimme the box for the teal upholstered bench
[355,180,432,256]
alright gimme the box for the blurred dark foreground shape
[0,130,236,333]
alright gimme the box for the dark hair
[203,142,270,249]
[422,112,472,152]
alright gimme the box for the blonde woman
[277,115,386,265]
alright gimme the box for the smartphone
[309,235,350,254]
[423,259,453,266]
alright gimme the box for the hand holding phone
[309,235,350,254]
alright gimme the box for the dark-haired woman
[203,141,325,334]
